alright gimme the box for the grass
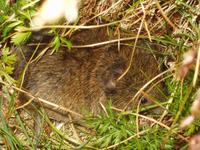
[0,0,200,149]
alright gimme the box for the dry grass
[0,0,200,149]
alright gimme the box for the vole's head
[99,45,167,114]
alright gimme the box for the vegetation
[0,0,199,149]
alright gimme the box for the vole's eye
[141,97,148,104]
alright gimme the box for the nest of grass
[0,0,200,149]
[77,0,199,36]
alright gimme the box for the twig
[117,5,145,81]
[114,107,188,140]
[103,107,188,150]
[123,69,173,111]
[0,80,83,118]
[68,114,82,143]
[193,41,200,86]
[27,36,150,48]
[155,0,176,30]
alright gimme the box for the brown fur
[14,29,165,121]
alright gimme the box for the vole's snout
[105,79,116,91]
